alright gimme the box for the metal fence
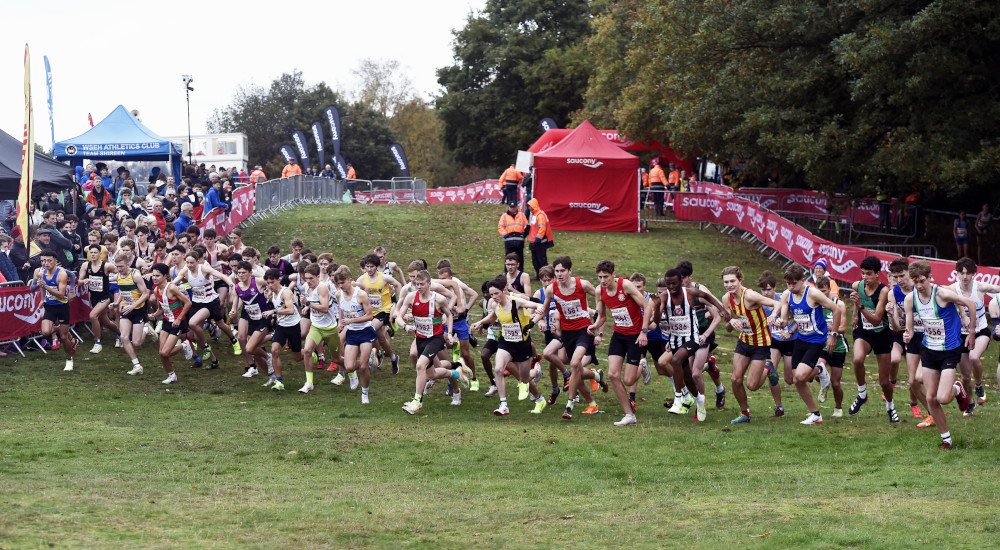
[247,175,427,225]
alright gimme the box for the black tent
[0,129,75,200]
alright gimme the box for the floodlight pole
[183,75,194,165]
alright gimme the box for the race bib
[861,308,875,330]
[957,226,968,238]
[923,318,945,346]
[560,299,586,320]
[912,313,924,332]
[121,292,135,306]
[192,286,207,300]
[794,313,815,334]
[89,279,103,292]
[659,316,670,333]
[368,293,383,310]
[501,322,523,342]
[245,303,262,320]
[611,306,633,328]
[669,315,691,335]
[414,316,434,338]
[737,315,754,335]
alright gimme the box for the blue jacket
[203,187,227,213]
[174,213,193,235]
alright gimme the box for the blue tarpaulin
[54,105,182,180]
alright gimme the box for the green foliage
[580,0,1000,197]
[436,0,603,171]
[207,71,400,180]
[389,98,459,187]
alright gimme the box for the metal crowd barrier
[247,175,427,224]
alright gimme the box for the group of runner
[31,230,999,447]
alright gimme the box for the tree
[436,0,603,171]
[353,58,413,118]
[389,98,458,187]
[580,0,1000,197]
[208,71,399,180]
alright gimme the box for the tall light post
[182,75,194,165]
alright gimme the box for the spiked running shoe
[581,404,600,415]
[731,413,751,424]
[715,387,727,409]
[917,415,935,428]
[848,394,868,415]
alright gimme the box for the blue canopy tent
[53,105,182,185]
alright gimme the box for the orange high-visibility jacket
[498,210,528,242]
[281,163,302,178]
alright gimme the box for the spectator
[28,201,44,226]
[237,168,249,184]
[40,191,63,212]
[36,226,73,267]
[497,202,528,270]
[115,176,136,206]
[648,159,667,216]
[346,163,356,180]
[202,177,227,216]
[59,219,83,267]
[119,188,145,219]
[321,164,334,178]
[955,210,971,259]
[174,202,195,235]
[150,201,167,233]
[63,186,87,222]
[0,233,18,282]
[8,226,33,282]
[526,198,553,276]
[281,158,302,178]
[0,199,15,234]
[249,165,267,184]
[87,181,112,212]
[498,163,523,207]
[976,203,992,265]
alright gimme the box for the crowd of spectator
[0,161,256,284]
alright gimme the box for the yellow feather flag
[16,44,35,243]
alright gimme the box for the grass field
[2,203,999,549]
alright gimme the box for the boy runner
[334,265,378,404]
[815,276,849,417]
[847,256,895,418]
[79,244,120,353]
[950,257,998,414]
[115,253,151,376]
[263,268,303,391]
[886,259,932,425]
[148,262,193,384]
[33,249,78,371]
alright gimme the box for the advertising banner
[323,105,342,156]
[197,185,255,237]
[0,281,91,341]
[291,131,310,170]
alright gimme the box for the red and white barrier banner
[0,281,91,341]
[426,180,504,204]
[197,185,255,237]
[686,184,893,226]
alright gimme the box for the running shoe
[318,360,328,371]
[271,381,285,391]
[377,350,384,367]
[731,413,751,424]
[562,406,573,420]
[52,339,60,351]
[361,393,370,405]
[518,382,530,401]
[209,323,221,340]
[114,336,122,348]
[917,415,935,428]
[391,355,399,375]
[262,376,276,388]
[331,373,346,385]
[127,365,143,376]
[531,363,542,383]
[818,383,830,403]
[938,440,952,450]
[531,397,547,414]
[298,383,314,393]
[596,369,608,393]
[242,366,258,378]
[368,349,378,369]
[493,402,510,416]
[976,385,987,405]
[450,392,462,406]
[663,397,675,409]
[190,358,202,369]
[402,399,422,414]
[770,406,785,418]
[614,414,637,426]
[485,384,499,397]
[707,355,719,377]
[349,372,359,390]
[963,403,976,417]
[90,343,103,354]
[232,340,242,356]
[667,400,685,415]
[910,403,923,418]
[887,408,901,423]
[181,341,192,360]
[589,379,599,392]
[458,364,473,389]
[469,335,478,348]
[445,383,453,398]
[470,379,480,392]
[581,404,600,414]
[817,364,831,389]
[69,338,77,356]
[765,360,779,387]
[694,400,707,422]
[681,395,694,414]
[954,381,970,411]
[162,372,178,384]
[201,345,212,361]
[715,387,727,409]
[64,359,74,372]
[832,408,843,418]
[800,413,823,425]
[848,394,868,415]
[547,387,560,405]
[640,358,651,385]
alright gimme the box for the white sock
[716,384,725,393]
[362,387,369,395]
[675,392,683,400]
[131,358,140,365]
[858,384,868,398]
[696,393,705,405]
[886,400,894,411]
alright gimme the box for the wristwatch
[641,328,649,333]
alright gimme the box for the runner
[591,261,654,426]
[32,249,77,371]
[147,262,193,384]
[173,249,238,370]
[228,228,247,257]
[78,244,119,353]
[436,259,482,391]
[776,265,843,425]
[374,246,406,285]
[657,269,727,422]
[202,228,232,312]
[393,269,472,414]
[114,253,151,376]
[676,261,727,409]
[902,260,976,449]
[538,256,604,420]
[815,276,849,417]
[847,256,895,418]
[503,253,531,295]
[531,267,568,404]
[950,257,998,415]
[334,265,377,404]
[758,271,795,418]
[298,264,340,393]
[229,261,272,380]
[479,278,503,397]
[359,253,402,374]
[886,259,932,425]
[471,279,546,416]
[263,268,302,391]
[719,266,780,424]
[391,261,461,389]
[281,239,305,267]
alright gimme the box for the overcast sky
[1,0,485,148]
